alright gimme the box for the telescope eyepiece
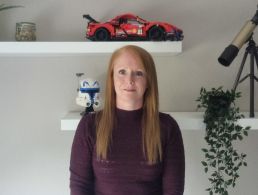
[218,45,239,66]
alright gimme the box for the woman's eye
[118,69,126,75]
[135,71,144,76]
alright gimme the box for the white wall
[0,0,258,194]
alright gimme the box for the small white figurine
[76,73,101,115]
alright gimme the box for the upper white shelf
[61,111,258,131]
[0,41,182,56]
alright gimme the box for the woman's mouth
[124,89,136,92]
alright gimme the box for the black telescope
[218,7,258,66]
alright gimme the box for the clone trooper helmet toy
[76,73,101,115]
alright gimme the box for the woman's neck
[116,98,143,111]
[116,103,142,111]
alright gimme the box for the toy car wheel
[94,28,110,41]
[148,26,164,41]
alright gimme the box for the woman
[70,45,185,195]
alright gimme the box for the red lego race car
[83,13,183,41]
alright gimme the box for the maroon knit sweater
[70,108,185,195]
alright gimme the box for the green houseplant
[196,87,250,195]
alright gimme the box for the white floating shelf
[61,112,258,131]
[0,41,182,55]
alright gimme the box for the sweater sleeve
[70,115,95,195]
[162,115,185,195]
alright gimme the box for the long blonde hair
[96,45,161,164]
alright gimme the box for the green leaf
[227,179,233,185]
[232,134,237,140]
[208,178,213,182]
[211,161,216,167]
[0,5,23,11]
[202,148,208,153]
[201,161,208,166]
[211,172,217,177]
[219,166,225,170]
[233,166,239,171]
[245,126,251,130]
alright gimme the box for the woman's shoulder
[159,112,178,127]
[80,112,97,124]
[159,112,181,138]
[78,112,97,126]
[76,112,98,138]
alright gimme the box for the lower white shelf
[61,112,258,131]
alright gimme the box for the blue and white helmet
[76,78,101,108]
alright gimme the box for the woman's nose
[127,73,135,84]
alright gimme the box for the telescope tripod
[233,37,258,117]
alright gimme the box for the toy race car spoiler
[83,14,99,23]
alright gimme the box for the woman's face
[113,51,147,110]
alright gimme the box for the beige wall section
[0,0,258,194]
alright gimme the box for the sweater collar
[115,107,143,121]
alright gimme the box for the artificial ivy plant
[196,87,250,195]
